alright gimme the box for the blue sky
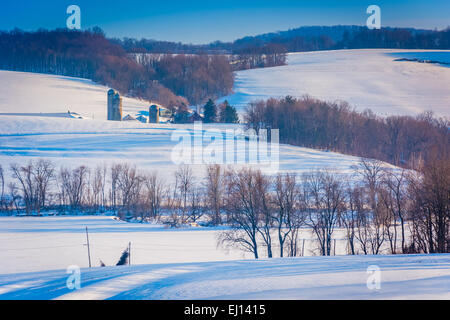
[1,0,448,43]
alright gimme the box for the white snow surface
[1,53,448,300]
[1,245,449,299]
[219,49,450,117]
[0,216,249,275]
[0,216,388,275]
[0,70,150,120]
[0,115,374,180]
[0,69,387,180]
[0,216,449,300]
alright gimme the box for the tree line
[0,157,448,255]
[136,53,233,105]
[2,26,448,106]
[231,26,450,53]
[0,28,233,106]
[114,25,450,60]
[229,43,287,70]
[114,26,450,72]
[244,96,449,170]
[220,157,449,257]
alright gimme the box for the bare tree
[285,208,305,257]
[254,170,273,258]
[369,208,386,255]
[273,173,300,257]
[353,158,386,254]
[205,164,223,225]
[219,168,261,259]
[34,159,55,210]
[244,100,267,134]
[354,158,384,211]
[10,162,36,213]
[341,185,363,255]
[89,166,106,212]
[116,164,143,218]
[303,170,345,256]
[408,156,449,253]
[143,172,165,221]
[378,169,409,253]
[8,182,20,214]
[354,199,385,255]
[187,185,204,223]
[175,165,194,224]
[110,164,121,212]
[59,166,89,211]
[354,203,370,255]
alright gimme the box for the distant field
[0,70,380,180]
[219,49,450,117]
[0,216,449,300]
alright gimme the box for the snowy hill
[0,114,379,180]
[0,215,409,277]
[0,70,150,120]
[0,69,386,180]
[1,56,448,301]
[1,216,449,300]
[219,49,450,117]
[1,252,448,300]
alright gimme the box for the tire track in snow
[54,266,202,300]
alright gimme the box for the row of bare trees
[0,161,223,227]
[1,157,448,255]
[245,96,449,170]
[219,158,449,257]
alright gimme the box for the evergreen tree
[219,100,239,123]
[173,105,191,123]
[203,99,217,123]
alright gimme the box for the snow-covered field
[0,50,449,300]
[0,216,449,300]
[1,216,449,300]
[0,216,247,275]
[0,70,150,120]
[0,216,381,275]
[0,115,370,180]
[219,49,450,117]
[0,70,380,180]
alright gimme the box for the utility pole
[85,226,92,268]
[128,242,131,266]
